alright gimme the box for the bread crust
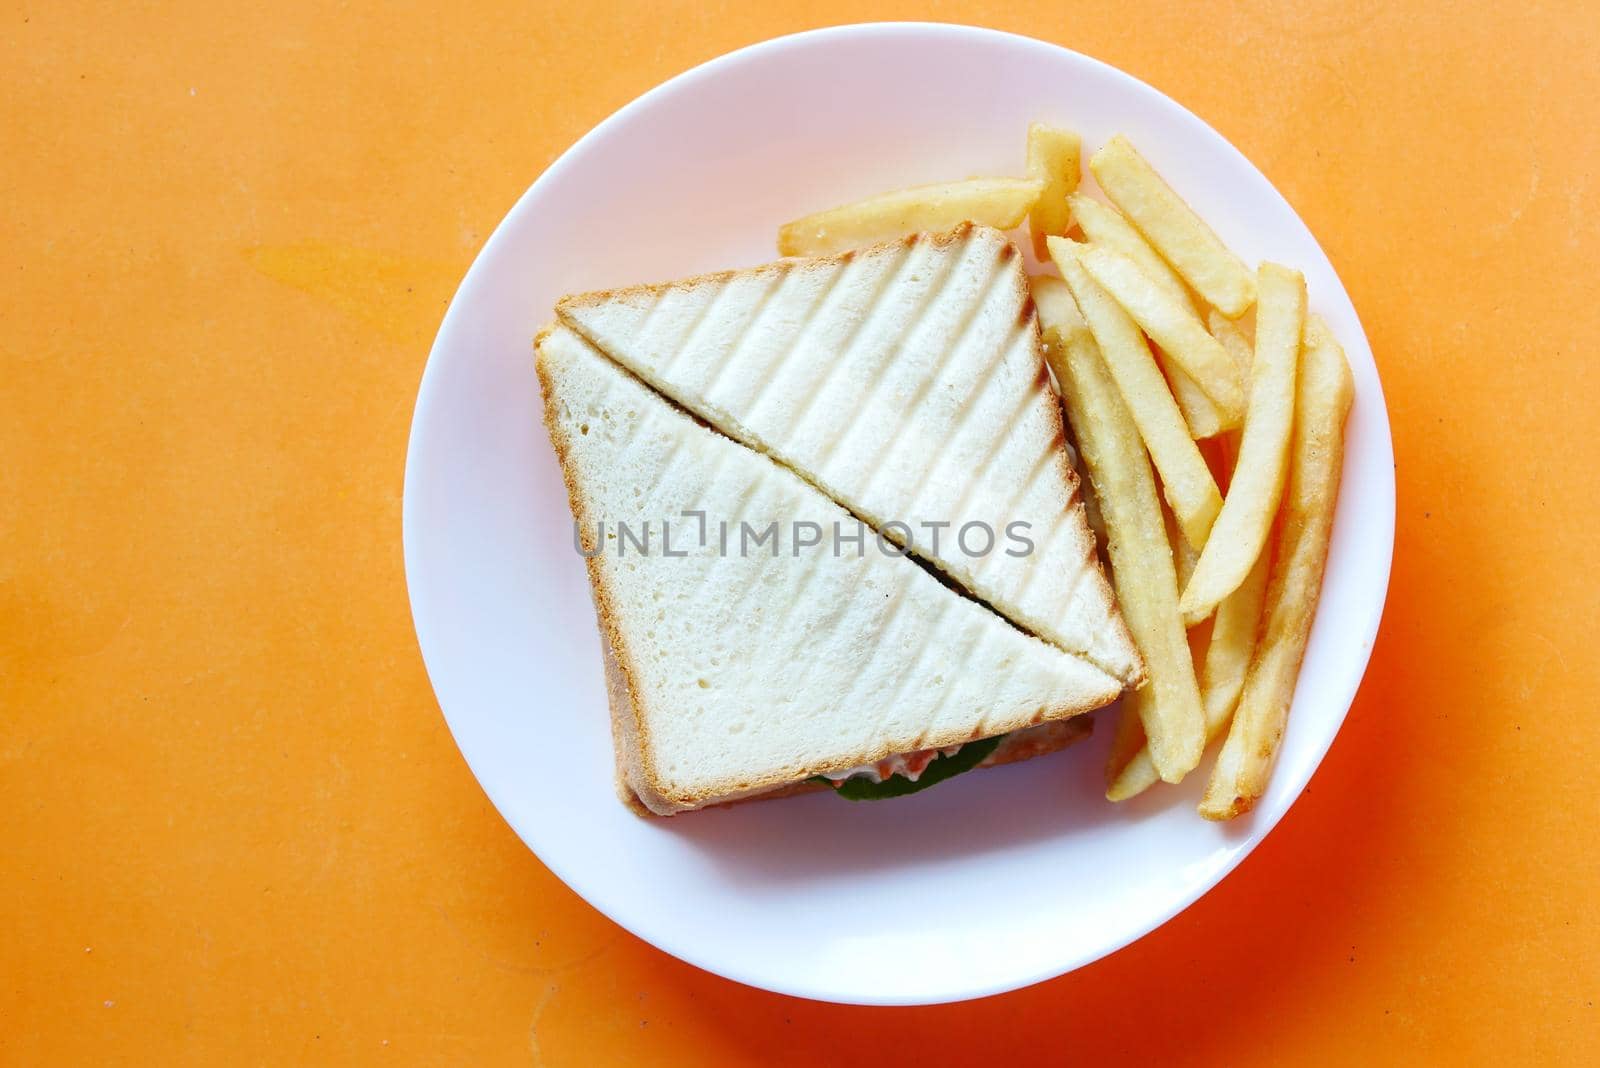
[537,333,679,815]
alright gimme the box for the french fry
[1073,438,1108,549]
[1090,135,1256,317]
[1161,358,1230,440]
[1034,277,1205,784]
[1071,194,1231,438]
[1200,431,1249,665]
[1029,273,1081,343]
[1027,124,1081,258]
[1198,541,1271,735]
[1105,717,1159,800]
[1209,308,1254,378]
[1068,193,1193,309]
[1048,237,1223,551]
[1113,495,1209,796]
[1104,688,1150,792]
[777,177,1044,256]
[1035,278,1109,548]
[1163,498,1199,593]
[1200,315,1354,819]
[1078,245,1246,422]
[1106,494,1258,801]
[1179,263,1305,625]
[1106,547,1267,801]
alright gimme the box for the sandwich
[557,223,1143,686]
[538,324,1122,814]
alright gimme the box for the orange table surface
[5,3,1598,1063]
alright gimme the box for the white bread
[556,224,1143,686]
[537,324,1123,815]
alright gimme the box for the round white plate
[404,22,1394,1005]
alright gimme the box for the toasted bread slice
[537,324,1122,815]
[556,224,1143,686]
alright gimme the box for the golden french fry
[1105,721,1158,800]
[1032,276,1107,547]
[777,177,1043,256]
[1163,498,1199,593]
[1068,193,1192,309]
[1107,548,1261,801]
[1035,277,1205,784]
[1161,357,1229,440]
[1200,315,1354,819]
[1048,237,1222,550]
[1090,135,1256,317]
[1078,244,1246,421]
[1198,539,1271,732]
[1179,263,1305,625]
[1027,124,1082,258]
[1070,200,1234,420]
[1029,273,1080,337]
[1209,308,1254,378]
[1106,495,1253,801]
[1113,495,1209,796]
[1073,437,1107,549]
[1063,198,1230,438]
[1104,689,1150,794]
[1069,201,1223,436]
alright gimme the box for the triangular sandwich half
[556,224,1143,686]
[537,324,1122,815]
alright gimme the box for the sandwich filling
[820,744,968,785]
[808,720,1086,801]
[813,735,1004,801]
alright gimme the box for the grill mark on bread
[706,481,830,646]
[1019,294,1038,331]
[954,621,999,741]
[633,418,691,519]
[969,425,1063,589]
[855,590,964,759]
[966,375,1072,587]
[1023,503,1093,626]
[620,282,673,345]
[886,285,1031,528]
[806,233,966,470]
[984,432,1076,608]
[819,571,919,764]
[737,250,866,430]
[696,267,789,401]
[918,612,993,746]
[774,240,919,456]
[850,238,1008,508]
[656,273,749,382]
[1043,515,1100,642]
[918,322,1043,538]
[806,231,979,470]
[698,264,825,415]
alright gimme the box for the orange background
[5,2,1598,1063]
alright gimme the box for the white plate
[403,23,1394,1005]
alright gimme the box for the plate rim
[402,20,1397,1005]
